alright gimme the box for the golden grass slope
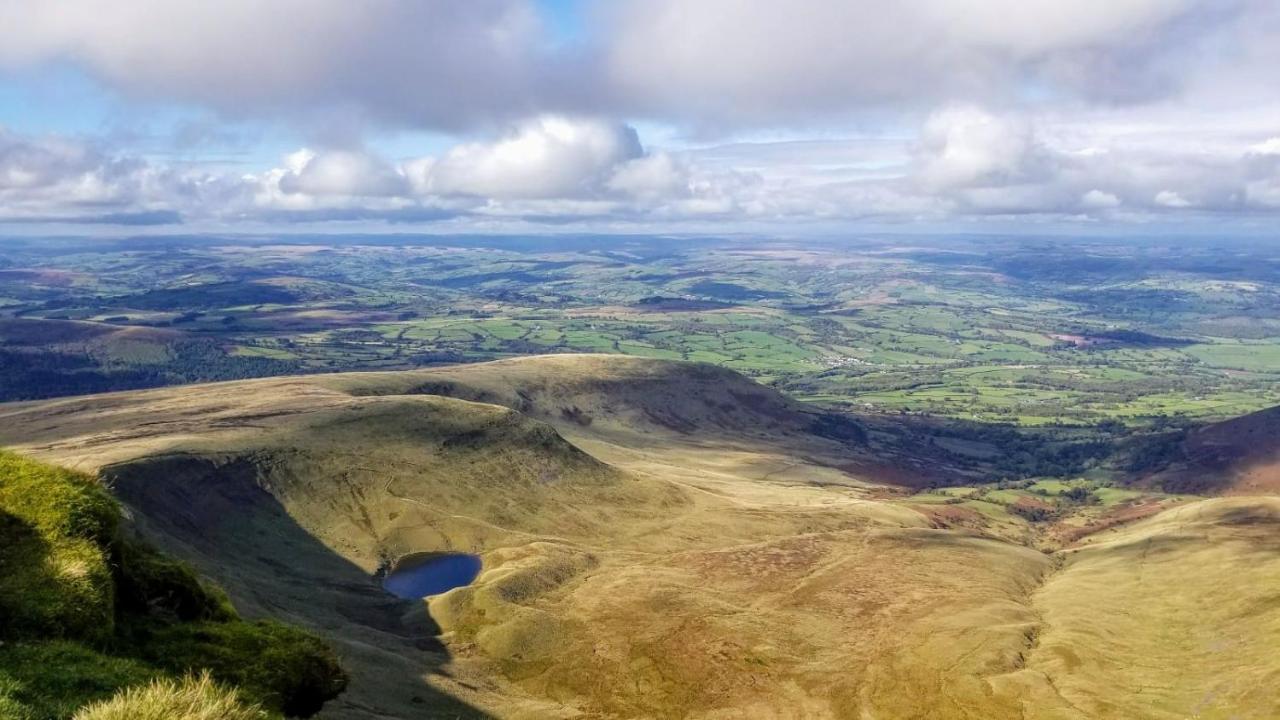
[993,497,1280,720]
[1,354,1278,719]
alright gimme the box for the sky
[0,0,1278,237]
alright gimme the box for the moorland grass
[121,621,346,718]
[0,642,156,720]
[0,453,119,644]
[72,673,266,720]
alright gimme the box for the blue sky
[0,1,1277,236]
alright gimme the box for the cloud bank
[6,111,1278,230]
[5,1,1272,128]
[0,0,1277,232]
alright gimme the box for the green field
[4,235,1280,426]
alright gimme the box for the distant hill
[332,355,996,487]
[1141,404,1280,494]
[0,318,300,401]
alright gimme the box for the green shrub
[0,676,32,720]
[113,540,235,623]
[1062,486,1100,504]
[125,620,347,718]
[72,673,268,720]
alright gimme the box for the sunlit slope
[993,497,1280,719]
[330,353,954,490]
[428,527,1052,719]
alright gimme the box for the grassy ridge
[0,451,346,720]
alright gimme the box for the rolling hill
[0,318,299,402]
[1142,404,1280,495]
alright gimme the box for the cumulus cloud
[243,117,676,222]
[1154,190,1193,208]
[6,108,1280,231]
[1246,181,1280,209]
[1252,138,1280,156]
[275,150,408,198]
[0,127,228,223]
[0,0,1277,237]
[1081,190,1122,209]
[606,153,691,202]
[411,117,642,199]
[234,116,783,223]
[915,106,1054,190]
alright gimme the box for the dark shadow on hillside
[100,454,492,720]
[844,412,1127,487]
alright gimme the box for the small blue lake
[382,553,482,599]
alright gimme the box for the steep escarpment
[97,394,689,575]
[330,355,1006,488]
[333,354,861,442]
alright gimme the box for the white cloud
[1251,138,1280,156]
[1154,189,1193,208]
[7,104,1280,230]
[238,117,769,222]
[915,106,1052,190]
[606,153,690,202]
[413,117,642,199]
[0,1,1277,237]
[276,150,407,198]
[0,0,1274,136]
[1246,179,1280,208]
[1081,189,1122,209]
[0,127,225,223]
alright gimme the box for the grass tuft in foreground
[72,672,266,720]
